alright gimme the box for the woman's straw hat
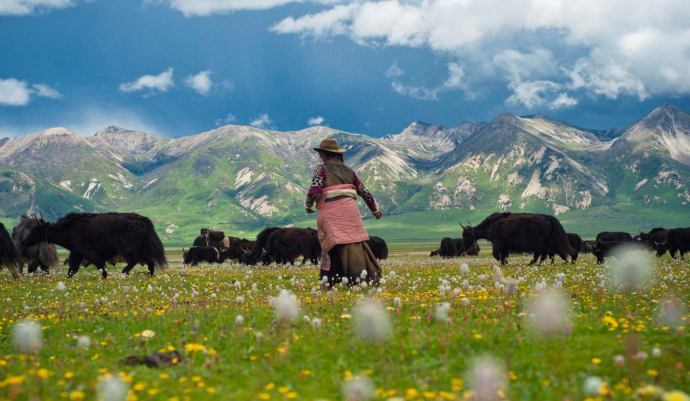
[313,138,346,153]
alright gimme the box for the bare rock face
[91,126,166,157]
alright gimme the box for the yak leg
[147,262,155,277]
[680,250,686,261]
[95,263,108,279]
[40,263,50,273]
[28,262,39,274]
[17,263,25,275]
[301,257,307,266]
[122,262,138,275]
[529,253,539,266]
[492,247,502,264]
[670,249,678,259]
[67,254,83,278]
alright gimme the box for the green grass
[1,249,689,400]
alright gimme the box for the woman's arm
[305,166,326,211]
[354,173,380,216]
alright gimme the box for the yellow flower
[592,358,602,364]
[69,391,85,400]
[206,388,216,394]
[258,394,271,400]
[286,392,298,399]
[603,316,619,328]
[140,330,155,340]
[278,387,290,393]
[265,383,275,390]
[406,388,419,399]
[439,391,456,400]
[185,343,206,352]
[473,334,483,339]
[423,391,437,398]
[647,369,659,377]
[663,391,690,401]
[36,368,50,379]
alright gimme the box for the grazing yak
[0,223,20,279]
[366,236,388,260]
[433,238,480,258]
[194,230,237,251]
[636,228,668,251]
[592,241,631,264]
[596,232,633,243]
[581,240,596,254]
[244,227,283,266]
[12,215,59,274]
[183,246,220,266]
[460,212,576,265]
[22,213,167,278]
[64,255,125,269]
[654,228,690,259]
[262,228,321,266]
[219,239,255,263]
[430,249,439,257]
[541,233,582,264]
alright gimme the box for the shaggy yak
[183,246,220,265]
[460,212,576,265]
[219,239,255,263]
[262,228,321,266]
[22,213,167,278]
[12,215,60,274]
[541,233,583,264]
[0,223,20,279]
[596,232,633,243]
[243,227,283,266]
[636,228,668,251]
[654,228,690,259]
[366,236,389,260]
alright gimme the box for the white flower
[354,299,391,343]
[394,297,402,307]
[98,375,129,401]
[609,244,651,291]
[614,355,625,366]
[77,335,91,349]
[462,298,471,307]
[652,347,661,358]
[13,319,42,352]
[274,290,299,322]
[303,315,310,323]
[435,302,451,322]
[342,277,349,285]
[57,282,66,292]
[468,355,506,401]
[147,285,153,293]
[234,281,241,289]
[583,376,604,396]
[235,296,244,305]
[460,263,469,273]
[311,318,322,329]
[388,271,397,280]
[528,290,571,336]
[141,330,155,340]
[235,315,244,326]
[506,280,517,296]
[342,376,374,401]
[636,351,648,360]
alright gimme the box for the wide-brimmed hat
[313,138,346,153]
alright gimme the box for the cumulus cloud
[119,68,174,94]
[307,116,324,126]
[250,113,273,129]
[160,0,302,17]
[0,0,75,16]
[271,0,690,105]
[215,113,237,127]
[391,62,466,100]
[385,62,404,78]
[0,78,61,106]
[549,93,578,110]
[185,70,213,95]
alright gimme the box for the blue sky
[2,0,690,139]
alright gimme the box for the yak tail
[549,216,577,261]
[144,226,168,272]
[38,244,60,268]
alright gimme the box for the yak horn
[459,222,466,229]
[467,220,473,227]
[39,212,44,220]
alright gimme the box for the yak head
[260,248,274,265]
[243,250,258,266]
[654,239,668,257]
[458,220,477,253]
[21,216,50,248]
[182,247,192,264]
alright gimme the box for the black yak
[581,240,596,254]
[430,249,440,257]
[244,227,283,266]
[636,228,667,251]
[541,233,582,264]
[654,228,690,259]
[460,212,576,265]
[12,215,60,274]
[262,228,321,266]
[183,246,220,265]
[366,236,388,260]
[0,223,20,279]
[219,239,255,263]
[22,213,167,278]
[596,232,633,243]
[592,241,628,264]
[438,237,462,258]
[64,255,125,269]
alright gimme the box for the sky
[2,0,690,139]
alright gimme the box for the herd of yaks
[0,211,687,279]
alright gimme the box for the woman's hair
[319,150,344,162]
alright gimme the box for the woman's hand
[306,207,316,214]
[373,210,383,220]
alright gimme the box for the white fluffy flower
[528,290,571,336]
[274,290,299,322]
[583,376,604,396]
[13,319,42,352]
[77,335,91,349]
[435,302,451,322]
[460,263,469,273]
[342,376,374,401]
[311,318,322,329]
[57,281,66,292]
[98,375,129,401]
[235,296,244,305]
[354,299,391,343]
[468,355,506,401]
[609,245,651,291]
[235,315,244,326]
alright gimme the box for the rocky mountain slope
[1,104,689,241]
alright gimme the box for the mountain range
[2,103,690,244]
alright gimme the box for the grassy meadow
[0,247,689,400]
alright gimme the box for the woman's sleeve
[305,166,326,208]
[354,173,378,213]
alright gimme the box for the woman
[305,139,383,285]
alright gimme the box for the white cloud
[215,113,237,127]
[32,84,62,99]
[307,116,324,126]
[0,0,74,16]
[272,0,690,102]
[119,68,174,94]
[391,62,466,100]
[0,78,61,106]
[250,113,273,129]
[185,70,213,95]
[385,62,404,78]
[162,0,302,17]
[506,80,561,109]
[549,93,578,110]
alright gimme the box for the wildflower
[636,385,663,398]
[614,355,625,366]
[235,315,244,326]
[460,263,469,273]
[236,296,244,305]
[57,281,66,292]
[388,271,397,280]
[663,391,690,401]
[394,297,402,307]
[505,280,517,296]
[528,290,571,336]
[609,244,651,291]
[342,376,374,401]
[467,354,506,401]
[185,343,206,352]
[652,347,661,358]
[354,299,391,343]
[77,336,91,349]
[435,303,451,322]
[140,330,155,340]
[98,375,129,401]
[603,316,619,328]
[273,290,299,322]
[583,376,604,396]
[303,315,310,323]
[13,319,42,352]
[311,318,322,329]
